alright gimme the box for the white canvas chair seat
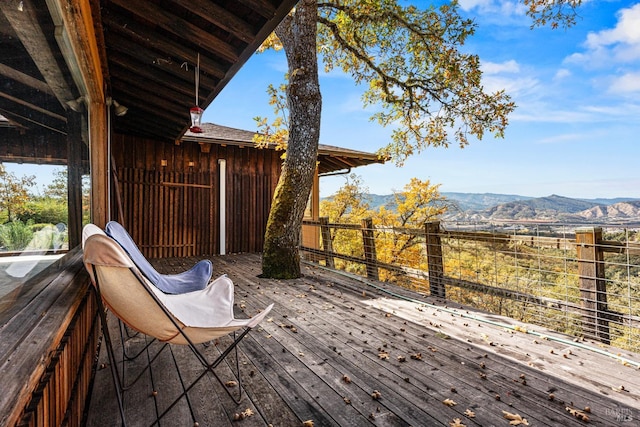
[82,224,273,426]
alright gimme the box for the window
[0,117,90,323]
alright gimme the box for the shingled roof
[182,122,384,175]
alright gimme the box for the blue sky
[204,0,640,200]
[6,1,637,200]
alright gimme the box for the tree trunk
[261,0,321,279]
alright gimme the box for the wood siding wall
[111,134,281,258]
[0,128,70,165]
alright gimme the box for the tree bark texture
[261,0,322,279]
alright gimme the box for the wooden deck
[85,253,640,426]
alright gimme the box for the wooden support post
[361,218,379,280]
[576,227,610,344]
[319,217,335,268]
[66,111,84,249]
[89,101,108,227]
[425,221,445,298]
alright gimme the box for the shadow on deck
[85,253,640,426]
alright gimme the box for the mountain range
[359,193,640,224]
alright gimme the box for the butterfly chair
[104,221,212,363]
[82,224,273,427]
[105,220,212,294]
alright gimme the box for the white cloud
[567,3,640,67]
[512,100,640,124]
[585,4,640,49]
[482,59,520,74]
[609,72,640,94]
[511,107,595,123]
[482,73,541,100]
[554,68,571,80]
[480,60,539,98]
[458,0,526,18]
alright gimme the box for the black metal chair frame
[91,265,252,427]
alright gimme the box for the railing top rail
[305,218,640,254]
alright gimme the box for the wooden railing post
[575,227,610,344]
[319,217,335,268]
[425,221,445,298]
[361,218,379,280]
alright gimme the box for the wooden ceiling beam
[169,0,257,44]
[112,114,183,141]
[102,14,227,80]
[0,0,74,106]
[109,0,240,64]
[105,32,218,90]
[108,54,204,99]
[110,76,201,113]
[0,105,67,135]
[110,81,189,118]
[0,91,67,122]
[238,0,278,19]
[115,93,189,125]
[0,63,54,96]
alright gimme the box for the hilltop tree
[44,168,68,200]
[319,174,371,223]
[258,0,580,279]
[374,178,447,279]
[0,164,36,222]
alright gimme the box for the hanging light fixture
[189,53,203,133]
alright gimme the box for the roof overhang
[182,122,385,174]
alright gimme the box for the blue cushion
[105,221,212,294]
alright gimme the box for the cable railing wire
[300,218,640,352]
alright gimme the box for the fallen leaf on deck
[225,381,238,387]
[464,409,475,418]
[566,407,590,422]
[302,421,314,427]
[443,398,457,407]
[371,390,382,400]
[411,353,422,360]
[342,374,351,383]
[378,351,389,360]
[502,411,529,425]
[449,418,466,427]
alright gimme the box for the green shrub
[0,220,34,251]
[20,199,68,225]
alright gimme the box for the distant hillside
[321,192,640,224]
[574,201,640,222]
[441,192,533,211]
[482,194,601,220]
[363,192,532,212]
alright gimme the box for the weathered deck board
[85,253,640,426]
